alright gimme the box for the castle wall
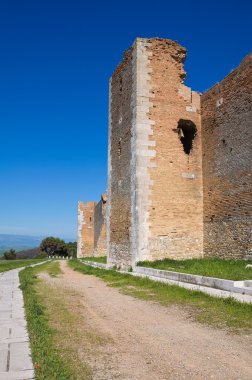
[131,39,157,265]
[107,48,134,269]
[94,194,107,256]
[202,54,252,258]
[77,201,95,258]
[145,39,203,261]
[105,38,252,267]
[108,38,203,269]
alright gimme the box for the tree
[40,237,67,257]
[65,242,77,258]
[4,249,17,260]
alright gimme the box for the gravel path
[45,261,252,380]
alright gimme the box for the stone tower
[107,38,203,269]
[77,195,107,258]
[77,201,96,258]
[94,194,107,257]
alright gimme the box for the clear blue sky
[0,0,251,240]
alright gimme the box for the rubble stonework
[77,196,107,258]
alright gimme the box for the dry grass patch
[36,272,111,378]
[21,261,112,379]
[37,282,92,379]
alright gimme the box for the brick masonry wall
[77,201,96,258]
[106,37,251,267]
[202,54,252,258]
[108,38,203,268]
[94,195,107,257]
[145,39,203,261]
[107,48,134,269]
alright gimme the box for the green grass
[0,259,46,273]
[19,261,76,379]
[81,256,107,264]
[69,260,252,333]
[137,257,252,281]
[44,260,63,277]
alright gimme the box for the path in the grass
[50,261,252,379]
[0,269,34,380]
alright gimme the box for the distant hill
[0,234,43,256]
[16,247,47,259]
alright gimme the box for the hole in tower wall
[177,119,197,155]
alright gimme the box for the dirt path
[42,261,252,379]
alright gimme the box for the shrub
[4,249,16,260]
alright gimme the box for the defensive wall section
[77,195,107,258]
[78,38,252,269]
[202,53,252,258]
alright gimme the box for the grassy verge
[44,260,63,276]
[0,259,46,273]
[69,260,252,333]
[81,256,107,264]
[137,257,252,280]
[19,261,92,379]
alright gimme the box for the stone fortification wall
[202,53,252,258]
[77,201,95,258]
[94,194,107,256]
[145,38,203,261]
[107,38,203,269]
[107,46,134,269]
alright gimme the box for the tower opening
[177,119,197,155]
